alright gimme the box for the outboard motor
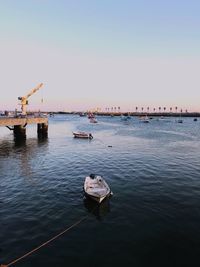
[90,174,95,179]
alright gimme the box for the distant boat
[139,115,149,123]
[90,118,98,123]
[194,118,198,121]
[79,112,86,117]
[73,131,93,139]
[175,118,183,123]
[121,115,128,121]
[88,113,95,119]
[176,112,183,123]
[121,114,131,121]
[157,116,170,122]
[84,174,112,203]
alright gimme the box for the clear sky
[0,0,200,112]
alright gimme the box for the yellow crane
[18,83,44,115]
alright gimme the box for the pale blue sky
[0,0,200,111]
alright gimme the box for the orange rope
[1,214,88,267]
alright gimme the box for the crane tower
[18,83,44,116]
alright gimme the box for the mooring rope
[95,138,113,148]
[0,212,90,267]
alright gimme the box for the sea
[0,115,200,267]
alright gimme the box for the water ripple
[0,115,200,266]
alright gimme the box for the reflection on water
[14,137,26,147]
[0,140,13,157]
[83,197,111,221]
[0,136,48,153]
[37,135,48,144]
[0,136,48,178]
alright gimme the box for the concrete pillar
[37,123,48,138]
[14,125,26,139]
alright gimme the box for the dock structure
[0,116,48,139]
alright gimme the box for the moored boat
[73,131,93,139]
[79,112,86,117]
[139,115,149,123]
[84,174,112,203]
[121,115,128,121]
[157,116,171,122]
[88,112,95,119]
[90,118,98,123]
[177,119,183,123]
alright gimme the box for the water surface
[0,115,200,267]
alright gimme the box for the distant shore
[1,111,200,117]
[54,111,200,117]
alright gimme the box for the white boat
[157,116,171,122]
[90,118,98,123]
[121,115,130,121]
[139,115,149,123]
[121,114,131,121]
[84,174,112,203]
[79,112,86,117]
[73,131,93,139]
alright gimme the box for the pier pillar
[37,123,48,138]
[14,125,26,139]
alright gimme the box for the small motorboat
[121,113,131,121]
[139,115,149,123]
[84,174,112,203]
[73,131,93,139]
[121,115,128,121]
[88,113,95,119]
[90,118,98,123]
[79,112,86,117]
[157,116,170,122]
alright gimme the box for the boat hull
[73,132,93,139]
[84,175,112,203]
[84,191,110,203]
[90,118,98,123]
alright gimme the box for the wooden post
[14,125,26,139]
[37,123,48,138]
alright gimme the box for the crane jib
[18,83,44,115]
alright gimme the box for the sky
[0,0,200,112]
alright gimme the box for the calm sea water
[0,115,200,267]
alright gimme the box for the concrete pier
[14,125,26,139]
[37,122,48,138]
[0,116,48,139]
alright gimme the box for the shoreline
[53,111,200,117]
[1,111,200,118]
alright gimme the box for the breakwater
[55,111,200,117]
